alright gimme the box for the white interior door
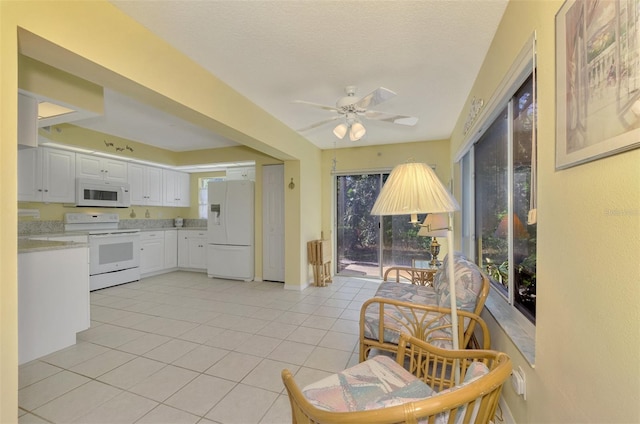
[262,164,285,282]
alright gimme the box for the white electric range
[65,213,141,290]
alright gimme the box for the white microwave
[76,178,131,208]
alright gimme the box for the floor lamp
[370,162,461,351]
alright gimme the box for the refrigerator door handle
[210,204,221,225]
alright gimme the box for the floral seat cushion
[374,281,438,303]
[301,355,435,412]
[301,355,491,424]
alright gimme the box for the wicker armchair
[281,333,512,424]
[360,254,491,361]
[359,299,490,362]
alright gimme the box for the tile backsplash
[18,218,207,235]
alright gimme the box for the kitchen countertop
[18,238,88,253]
[139,227,207,232]
[19,227,208,252]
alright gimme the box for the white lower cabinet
[138,229,208,276]
[140,231,165,276]
[164,229,178,269]
[178,230,207,270]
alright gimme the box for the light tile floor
[18,271,381,424]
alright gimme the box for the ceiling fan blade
[297,116,341,132]
[365,110,418,126]
[355,87,396,109]
[292,100,339,112]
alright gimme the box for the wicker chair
[359,299,490,362]
[360,254,491,362]
[282,333,512,424]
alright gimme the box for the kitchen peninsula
[18,237,89,365]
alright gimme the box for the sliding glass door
[336,174,381,277]
[336,173,429,278]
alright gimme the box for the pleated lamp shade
[370,162,460,216]
[417,213,449,237]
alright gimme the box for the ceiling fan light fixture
[350,122,366,141]
[333,123,348,139]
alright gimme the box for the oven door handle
[90,233,139,239]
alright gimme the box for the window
[198,177,225,219]
[463,74,537,324]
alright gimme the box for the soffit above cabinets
[18,89,101,128]
[19,55,104,128]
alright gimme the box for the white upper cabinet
[18,147,76,203]
[76,153,128,182]
[163,169,190,207]
[129,163,162,206]
[18,147,194,207]
[177,172,191,207]
[226,167,255,181]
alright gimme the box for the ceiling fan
[294,86,418,141]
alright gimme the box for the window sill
[484,289,535,366]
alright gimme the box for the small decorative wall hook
[288,178,295,190]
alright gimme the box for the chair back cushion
[433,253,484,313]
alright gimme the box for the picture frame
[555,0,640,169]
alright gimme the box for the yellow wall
[1,2,321,421]
[450,1,640,422]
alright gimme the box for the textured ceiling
[79,1,508,152]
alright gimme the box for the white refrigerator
[207,180,255,281]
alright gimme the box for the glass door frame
[333,172,386,279]
[333,170,431,279]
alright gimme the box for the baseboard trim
[284,281,311,291]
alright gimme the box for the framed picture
[556,0,640,169]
